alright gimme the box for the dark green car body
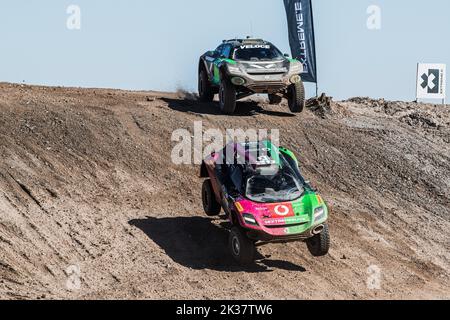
[198,38,306,114]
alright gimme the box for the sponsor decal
[264,216,306,226]
[264,218,288,226]
[264,203,295,218]
[249,64,277,69]
[274,205,290,216]
[240,45,271,50]
[256,155,276,166]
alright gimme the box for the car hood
[238,60,289,74]
[237,191,324,220]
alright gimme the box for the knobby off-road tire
[198,70,214,102]
[306,223,331,257]
[219,79,236,114]
[287,80,305,113]
[229,226,255,265]
[202,179,221,216]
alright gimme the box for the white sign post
[416,63,446,104]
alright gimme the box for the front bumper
[238,213,328,243]
[227,71,298,94]
[246,227,319,244]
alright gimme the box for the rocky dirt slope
[0,82,449,299]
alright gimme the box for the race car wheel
[202,179,221,216]
[268,94,283,105]
[229,226,255,265]
[198,70,214,102]
[287,80,305,113]
[306,223,330,257]
[219,79,236,114]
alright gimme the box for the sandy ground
[0,82,449,300]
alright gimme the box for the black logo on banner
[421,69,440,94]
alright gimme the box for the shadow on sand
[129,216,306,273]
[161,97,296,118]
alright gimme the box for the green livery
[198,38,306,115]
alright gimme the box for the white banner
[416,63,446,100]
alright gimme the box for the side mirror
[284,53,290,58]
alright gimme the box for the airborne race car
[198,38,306,115]
[200,140,330,265]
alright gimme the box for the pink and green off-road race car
[200,140,330,265]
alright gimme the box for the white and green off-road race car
[198,38,305,115]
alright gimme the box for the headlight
[314,206,326,221]
[290,75,301,84]
[227,64,242,74]
[242,213,258,226]
[290,62,303,74]
[231,77,246,86]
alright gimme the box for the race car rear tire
[306,223,330,257]
[287,80,305,113]
[229,226,255,265]
[199,70,214,102]
[219,79,236,114]
[202,179,221,216]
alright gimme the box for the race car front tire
[202,179,221,216]
[306,223,330,257]
[287,80,305,113]
[219,79,236,114]
[229,226,255,265]
[199,70,214,102]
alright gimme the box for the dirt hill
[0,82,449,299]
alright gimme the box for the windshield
[233,45,284,61]
[245,158,305,203]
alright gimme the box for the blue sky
[0,0,448,100]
